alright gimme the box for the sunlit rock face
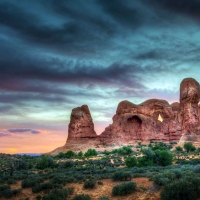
[68,105,97,140]
[49,77,200,154]
[61,105,98,152]
[99,99,182,144]
[180,78,200,135]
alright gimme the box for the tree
[183,142,196,153]
[84,149,97,157]
[36,155,55,169]
[64,150,75,158]
[175,146,183,151]
[125,156,137,168]
[154,150,173,166]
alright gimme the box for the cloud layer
[0,0,200,153]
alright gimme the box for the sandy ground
[1,178,160,200]
[66,177,160,200]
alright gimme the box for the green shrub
[59,161,74,168]
[97,181,103,185]
[36,156,55,169]
[183,142,196,153]
[151,142,171,150]
[36,195,42,200]
[161,177,200,200]
[112,171,131,181]
[125,156,137,167]
[77,151,83,157]
[175,146,183,151]
[103,150,110,155]
[32,182,53,193]
[84,179,96,189]
[0,185,21,198]
[72,194,91,200]
[56,152,65,158]
[98,196,109,200]
[84,149,98,157]
[22,178,43,188]
[152,170,180,186]
[64,150,75,158]
[42,188,74,200]
[112,146,132,155]
[137,156,154,167]
[112,182,136,196]
[7,179,16,185]
[153,150,173,166]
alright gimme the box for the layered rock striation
[49,77,200,154]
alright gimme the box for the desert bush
[59,161,74,168]
[160,177,200,200]
[56,152,65,158]
[151,142,171,150]
[98,196,109,200]
[42,188,74,200]
[103,150,110,155]
[97,181,103,185]
[7,179,16,185]
[183,142,196,153]
[112,171,132,181]
[152,169,180,186]
[125,156,137,168]
[22,177,43,188]
[112,146,132,155]
[137,156,154,167]
[36,156,56,169]
[32,182,53,193]
[84,149,98,157]
[36,195,42,200]
[72,194,91,200]
[153,150,173,166]
[64,150,75,158]
[112,182,136,196]
[83,179,96,189]
[0,185,21,198]
[175,146,183,151]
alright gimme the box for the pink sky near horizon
[0,96,180,154]
[0,121,109,154]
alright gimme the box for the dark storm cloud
[0,92,72,104]
[97,0,143,29]
[0,0,200,125]
[0,0,117,55]
[145,0,200,22]
[8,128,41,134]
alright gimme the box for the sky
[1,0,200,154]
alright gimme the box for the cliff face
[49,77,200,154]
[179,78,200,142]
[99,99,182,144]
[68,105,97,140]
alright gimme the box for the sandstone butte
[49,78,200,155]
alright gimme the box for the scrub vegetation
[0,141,200,199]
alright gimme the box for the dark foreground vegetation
[1,142,200,199]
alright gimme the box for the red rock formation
[68,105,97,140]
[49,77,200,154]
[99,99,182,145]
[180,78,200,134]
